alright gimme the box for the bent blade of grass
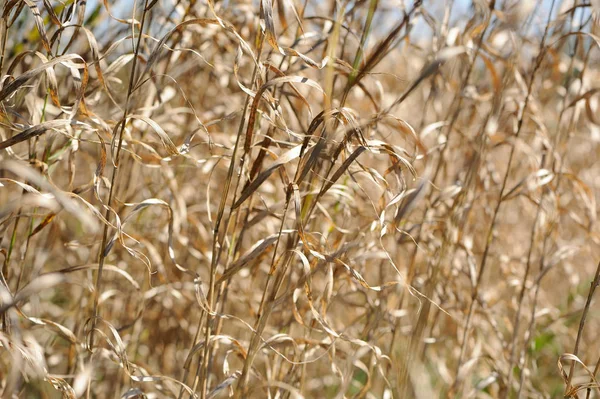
[0,160,98,232]
[233,144,307,209]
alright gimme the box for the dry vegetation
[2,0,600,397]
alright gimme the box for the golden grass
[1,0,600,397]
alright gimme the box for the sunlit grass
[1,0,600,398]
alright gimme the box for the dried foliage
[2,0,600,397]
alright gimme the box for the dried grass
[2,0,600,397]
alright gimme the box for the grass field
[1,0,600,397]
